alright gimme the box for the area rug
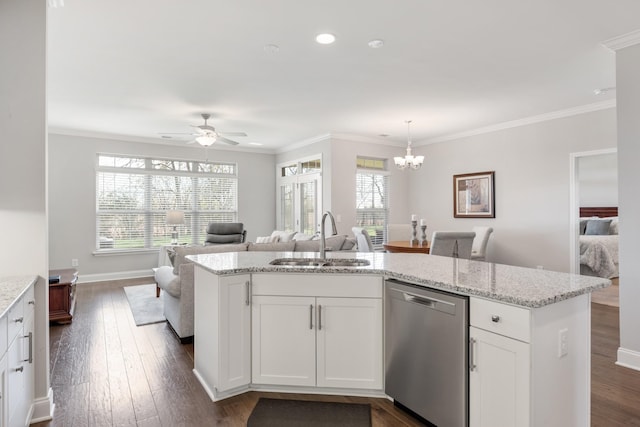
[247,398,371,427]
[123,284,166,326]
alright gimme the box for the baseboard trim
[616,347,640,371]
[30,387,55,423]
[78,269,154,284]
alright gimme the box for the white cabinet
[6,283,35,427]
[251,274,383,390]
[193,269,251,400]
[469,295,591,427]
[469,326,530,427]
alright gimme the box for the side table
[49,268,78,323]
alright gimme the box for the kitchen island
[188,251,608,427]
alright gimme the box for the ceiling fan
[161,113,247,146]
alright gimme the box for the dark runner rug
[247,398,371,427]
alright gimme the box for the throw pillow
[585,219,612,236]
[270,230,298,242]
[166,248,177,267]
[256,235,280,243]
[292,233,315,241]
[609,218,619,235]
[579,219,588,235]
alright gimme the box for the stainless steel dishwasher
[385,279,468,427]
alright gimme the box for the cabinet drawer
[7,297,25,341]
[470,298,530,342]
[23,285,35,322]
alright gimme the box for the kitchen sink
[269,258,370,267]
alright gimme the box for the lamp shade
[166,210,185,225]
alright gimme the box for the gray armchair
[204,222,246,245]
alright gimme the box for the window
[96,154,237,250]
[356,157,389,249]
[276,156,322,235]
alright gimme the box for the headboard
[580,206,618,218]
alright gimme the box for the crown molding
[48,127,276,154]
[421,99,616,145]
[601,29,640,51]
[274,133,332,154]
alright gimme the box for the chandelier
[394,120,424,170]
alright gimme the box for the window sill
[93,248,159,257]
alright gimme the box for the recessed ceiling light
[368,39,384,49]
[379,134,389,137]
[249,142,264,146]
[316,33,336,45]
[264,44,280,53]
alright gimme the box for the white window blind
[96,155,237,250]
[356,160,389,249]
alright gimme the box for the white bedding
[579,235,619,278]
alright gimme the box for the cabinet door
[316,297,383,389]
[217,275,251,392]
[469,326,530,427]
[252,296,316,386]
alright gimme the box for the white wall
[411,108,617,272]
[0,0,52,420]
[48,133,275,277]
[616,42,640,371]
[578,153,618,207]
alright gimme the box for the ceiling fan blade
[159,132,195,135]
[217,136,240,146]
[218,131,247,137]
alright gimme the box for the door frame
[568,148,617,274]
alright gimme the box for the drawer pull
[14,317,24,323]
[28,300,35,305]
[14,366,24,373]
[491,315,501,323]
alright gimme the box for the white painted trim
[275,133,332,154]
[568,148,618,274]
[77,269,154,284]
[616,347,640,371]
[422,100,616,145]
[601,29,640,51]
[30,387,55,423]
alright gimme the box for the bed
[579,207,619,279]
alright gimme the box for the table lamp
[166,210,185,244]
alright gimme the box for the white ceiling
[47,0,639,151]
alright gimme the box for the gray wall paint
[410,108,617,272]
[48,134,275,275]
[0,0,50,416]
[578,153,618,207]
[616,43,640,368]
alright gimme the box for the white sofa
[154,236,355,342]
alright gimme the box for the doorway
[569,148,618,274]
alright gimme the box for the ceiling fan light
[196,135,216,146]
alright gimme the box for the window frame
[356,157,390,250]
[95,154,238,252]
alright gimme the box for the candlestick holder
[420,225,427,246]
[411,220,419,246]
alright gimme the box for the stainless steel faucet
[320,211,338,259]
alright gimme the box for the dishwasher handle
[389,287,457,315]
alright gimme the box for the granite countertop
[187,251,610,308]
[0,276,37,318]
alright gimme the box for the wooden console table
[383,240,430,254]
[49,268,78,323]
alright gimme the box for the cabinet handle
[245,281,251,306]
[491,315,501,323]
[469,337,477,371]
[14,317,23,323]
[14,366,24,373]
[28,300,35,305]
[23,332,33,364]
[318,305,322,331]
[309,305,313,330]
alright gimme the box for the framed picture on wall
[453,171,495,218]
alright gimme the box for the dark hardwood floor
[33,279,640,426]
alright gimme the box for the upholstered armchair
[204,222,246,245]
[430,231,476,259]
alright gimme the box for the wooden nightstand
[49,268,78,323]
